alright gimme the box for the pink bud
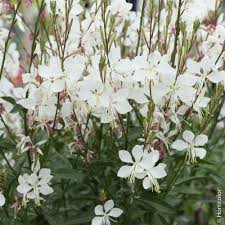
[159,141,165,160]
[86,150,94,163]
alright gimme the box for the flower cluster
[16,160,53,206]
[118,145,167,192]
[0,0,224,224]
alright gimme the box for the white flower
[141,150,167,192]
[16,160,54,206]
[171,130,208,163]
[193,94,210,118]
[92,200,123,225]
[118,145,167,192]
[186,57,225,86]
[99,88,132,123]
[117,145,146,183]
[0,192,5,207]
[152,62,198,107]
[132,51,161,83]
[108,0,132,18]
[38,56,85,93]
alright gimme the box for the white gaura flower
[118,145,167,192]
[193,94,210,118]
[99,88,132,123]
[108,0,132,18]
[186,57,225,86]
[132,51,161,83]
[152,62,198,107]
[17,84,57,124]
[141,150,167,192]
[171,130,208,163]
[16,160,54,206]
[38,55,85,93]
[117,145,146,183]
[45,0,83,17]
[0,192,5,207]
[92,200,123,225]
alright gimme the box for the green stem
[136,0,146,56]
[0,114,17,144]
[29,0,46,71]
[171,0,182,67]
[0,150,17,175]
[164,158,185,197]
[0,2,21,80]
[125,112,130,149]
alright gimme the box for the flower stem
[0,1,21,80]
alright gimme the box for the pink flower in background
[86,150,94,163]
[24,0,33,7]
[0,0,11,13]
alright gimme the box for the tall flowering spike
[171,130,208,163]
[92,200,123,225]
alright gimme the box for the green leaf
[0,137,15,149]
[175,176,207,186]
[210,174,225,191]
[1,96,16,105]
[54,168,84,181]
[10,104,27,114]
[152,214,170,225]
[136,195,176,215]
[172,187,202,195]
[64,210,94,225]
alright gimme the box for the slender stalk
[0,2,21,80]
[171,0,182,67]
[0,150,17,175]
[136,0,146,56]
[125,112,130,149]
[29,0,46,71]
[0,114,17,144]
[163,158,185,197]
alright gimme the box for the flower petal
[39,185,54,195]
[171,140,189,151]
[104,200,114,213]
[0,193,5,207]
[118,150,133,163]
[28,174,38,185]
[117,165,132,178]
[177,73,199,86]
[132,145,143,162]
[108,208,123,217]
[51,79,65,92]
[143,177,152,189]
[150,163,167,179]
[194,147,206,159]
[141,150,159,170]
[183,130,195,143]
[17,183,32,194]
[186,59,201,74]
[94,205,104,216]
[114,100,132,114]
[208,71,225,83]
[194,134,208,146]
[91,216,103,225]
